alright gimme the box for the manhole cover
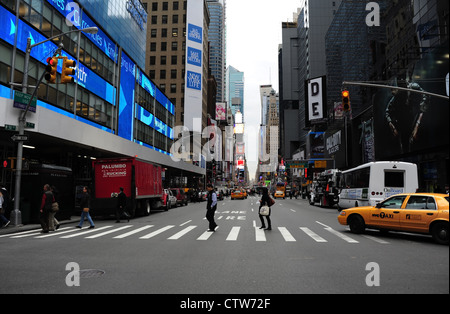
[79,269,105,278]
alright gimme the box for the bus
[338,161,418,210]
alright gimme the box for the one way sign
[11,134,29,142]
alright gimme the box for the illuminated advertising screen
[0,5,115,105]
[118,52,136,141]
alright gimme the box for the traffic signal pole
[10,40,63,226]
[10,27,97,226]
[342,81,449,100]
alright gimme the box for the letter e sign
[308,77,324,122]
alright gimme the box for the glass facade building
[1,0,204,208]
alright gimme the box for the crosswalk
[0,221,390,245]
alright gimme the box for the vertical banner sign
[305,76,327,126]
[184,0,204,133]
[118,52,136,141]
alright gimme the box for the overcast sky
[226,0,301,181]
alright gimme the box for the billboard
[305,76,327,126]
[184,0,204,133]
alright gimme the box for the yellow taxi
[338,193,449,244]
[241,189,248,199]
[231,189,245,200]
[274,190,285,199]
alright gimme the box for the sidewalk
[0,218,78,236]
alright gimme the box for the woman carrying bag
[76,186,95,229]
[258,187,274,230]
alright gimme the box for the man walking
[116,187,130,223]
[206,184,218,232]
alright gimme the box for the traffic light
[342,90,351,112]
[61,57,76,84]
[45,57,58,84]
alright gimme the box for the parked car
[338,193,449,245]
[170,188,188,206]
[161,189,177,210]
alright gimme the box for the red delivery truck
[91,157,163,217]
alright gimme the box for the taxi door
[369,195,406,230]
[399,196,438,233]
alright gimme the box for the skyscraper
[207,0,226,103]
[226,65,244,118]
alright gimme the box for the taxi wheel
[348,215,365,234]
[431,222,449,245]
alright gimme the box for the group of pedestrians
[205,184,273,232]
[76,186,129,229]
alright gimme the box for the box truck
[91,157,163,217]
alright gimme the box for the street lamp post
[10,27,98,226]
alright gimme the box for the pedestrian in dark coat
[259,187,272,230]
[39,184,54,233]
[206,184,218,232]
[76,186,95,229]
[116,187,130,223]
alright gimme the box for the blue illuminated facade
[0,0,175,156]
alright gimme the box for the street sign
[286,161,309,169]
[5,124,17,131]
[25,122,35,129]
[11,134,29,142]
[13,91,37,113]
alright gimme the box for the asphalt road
[1,195,448,296]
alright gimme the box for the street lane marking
[255,227,266,242]
[278,227,296,242]
[300,227,328,243]
[9,227,70,238]
[85,225,133,239]
[140,225,175,239]
[0,228,46,238]
[226,227,240,241]
[290,209,296,213]
[363,234,389,244]
[35,227,80,238]
[180,220,192,226]
[113,225,154,239]
[60,226,114,238]
[168,226,197,240]
[197,228,218,241]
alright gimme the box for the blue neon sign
[136,105,174,140]
[46,0,118,62]
[0,5,115,104]
[118,52,136,141]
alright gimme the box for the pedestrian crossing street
[0,221,390,245]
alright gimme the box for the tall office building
[296,0,342,142]
[226,65,244,118]
[143,0,210,131]
[207,0,226,103]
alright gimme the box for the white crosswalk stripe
[226,227,240,241]
[85,225,133,239]
[113,225,154,239]
[168,226,197,240]
[139,225,175,239]
[300,227,328,243]
[2,223,389,244]
[278,227,296,242]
